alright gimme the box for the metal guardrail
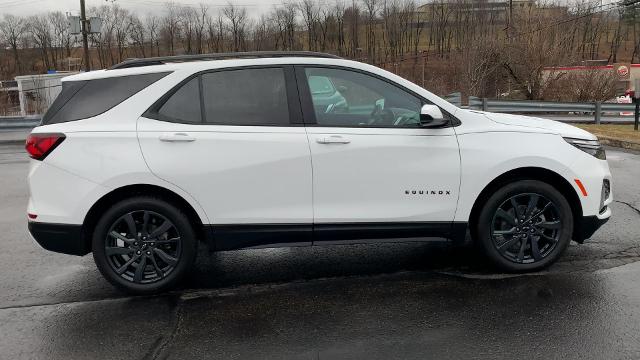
[444,92,462,107]
[0,116,41,129]
[465,96,636,124]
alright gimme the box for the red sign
[616,64,630,80]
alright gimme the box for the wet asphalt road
[1,144,640,359]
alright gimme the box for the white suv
[26,52,612,294]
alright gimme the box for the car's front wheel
[476,180,573,272]
[92,196,197,294]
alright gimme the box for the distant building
[542,62,640,95]
[416,0,567,25]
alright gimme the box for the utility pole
[80,0,90,71]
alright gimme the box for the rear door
[296,66,461,241]
[137,66,313,249]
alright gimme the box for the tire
[92,196,197,295]
[476,180,573,272]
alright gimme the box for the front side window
[304,68,423,128]
[201,68,290,126]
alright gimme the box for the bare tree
[502,5,579,99]
[49,11,73,68]
[345,0,360,57]
[223,3,248,52]
[362,0,378,61]
[299,0,319,51]
[206,12,225,52]
[0,0,635,103]
[271,3,298,50]
[129,13,147,58]
[145,14,161,57]
[29,15,53,70]
[180,6,197,54]
[333,1,346,55]
[113,6,131,62]
[162,2,181,55]
[0,14,27,73]
[195,4,208,54]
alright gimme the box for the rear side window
[157,77,202,123]
[42,72,169,125]
[201,68,289,126]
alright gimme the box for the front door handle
[159,133,196,142]
[316,135,351,144]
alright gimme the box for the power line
[0,0,45,8]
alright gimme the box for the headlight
[564,137,606,160]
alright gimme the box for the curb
[597,136,640,152]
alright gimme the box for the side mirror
[419,104,449,128]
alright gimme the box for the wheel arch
[82,184,208,252]
[468,167,583,243]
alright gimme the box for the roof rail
[110,51,342,70]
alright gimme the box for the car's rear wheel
[92,196,197,294]
[476,180,573,272]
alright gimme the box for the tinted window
[308,75,335,95]
[201,68,289,126]
[43,72,169,125]
[42,81,87,124]
[304,68,423,128]
[157,77,201,123]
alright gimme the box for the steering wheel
[369,105,395,126]
[394,113,421,127]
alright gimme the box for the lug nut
[136,250,141,255]
[150,242,155,246]
[146,251,151,255]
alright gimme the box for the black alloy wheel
[477,180,573,272]
[491,193,561,264]
[93,196,197,294]
[105,210,181,284]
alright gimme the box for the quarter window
[201,68,289,126]
[157,77,201,123]
[43,72,169,125]
[304,68,423,128]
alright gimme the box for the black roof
[110,51,341,70]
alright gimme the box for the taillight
[25,133,66,160]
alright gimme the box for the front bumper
[28,222,89,256]
[574,214,610,243]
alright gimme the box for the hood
[480,111,597,140]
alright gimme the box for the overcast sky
[0,0,604,18]
[0,0,289,17]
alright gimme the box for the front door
[296,66,461,241]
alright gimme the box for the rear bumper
[28,222,89,256]
[574,214,610,243]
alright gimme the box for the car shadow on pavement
[182,240,491,291]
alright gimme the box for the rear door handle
[316,135,351,144]
[159,133,196,142]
